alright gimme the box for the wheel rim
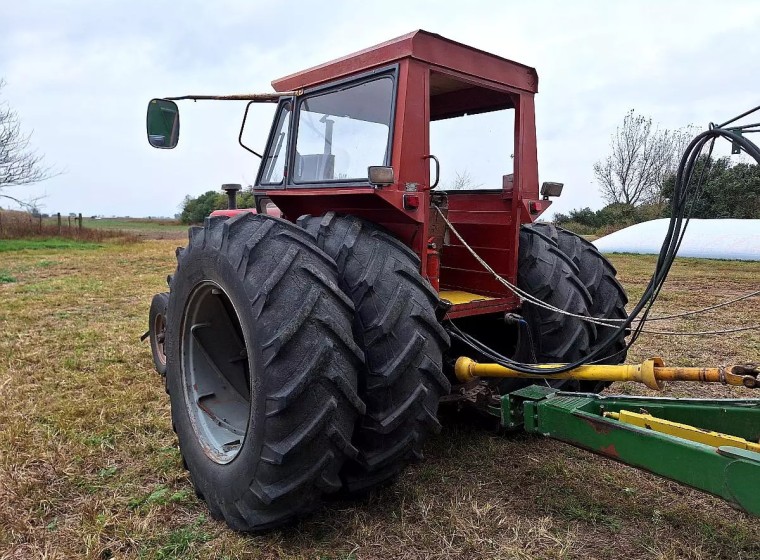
[153,312,167,367]
[181,281,251,464]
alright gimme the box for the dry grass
[0,240,758,559]
[77,218,187,240]
[0,210,140,243]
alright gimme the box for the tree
[710,162,760,218]
[660,156,760,219]
[553,202,665,235]
[179,186,256,224]
[594,110,694,206]
[180,191,224,224]
[0,80,54,206]
[447,170,482,190]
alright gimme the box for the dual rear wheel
[151,214,626,531]
[158,213,448,531]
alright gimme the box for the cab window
[293,77,394,183]
[429,71,515,190]
[260,101,292,185]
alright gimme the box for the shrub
[179,188,256,224]
[556,221,597,236]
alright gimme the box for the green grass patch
[79,218,187,233]
[661,507,760,556]
[140,516,212,560]
[537,486,624,531]
[0,238,102,252]
[129,485,194,510]
[0,270,16,283]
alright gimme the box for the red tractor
[145,31,759,531]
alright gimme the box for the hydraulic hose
[452,109,760,375]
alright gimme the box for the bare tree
[594,110,694,206]
[447,169,482,190]
[0,79,55,207]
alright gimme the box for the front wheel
[503,225,598,392]
[148,292,169,376]
[530,223,629,366]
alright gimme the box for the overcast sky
[2,0,759,218]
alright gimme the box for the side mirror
[368,166,394,187]
[146,99,180,149]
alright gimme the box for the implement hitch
[501,387,760,517]
[455,357,760,517]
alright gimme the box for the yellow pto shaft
[454,356,759,391]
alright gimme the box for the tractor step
[501,385,760,517]
[438,290,494,305]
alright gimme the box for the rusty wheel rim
[153,312,167,367]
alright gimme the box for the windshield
[293,77,394,183]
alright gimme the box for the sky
[2,0,760,218]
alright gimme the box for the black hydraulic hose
[453,114,760,375]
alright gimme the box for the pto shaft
[454,356,759,391]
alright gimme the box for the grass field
[80,218,187,236]
[0,211,147,245]
[46,217,188,240]
[0,237,758,559]
[3,211,187,240]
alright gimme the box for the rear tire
[477,225,596,395]
[500,226,596,393]
[164,214,365,531]
[530,223,629,368]
[298,212,450,494]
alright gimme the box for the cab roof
[271,30,538,94]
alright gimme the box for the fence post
[57,213,62,235]
[39,213,42,233]
[78,213,83,231]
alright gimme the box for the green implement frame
[498,386,760,516]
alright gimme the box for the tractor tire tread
[530,223,628,366]
[298,212,450,493]
[165,213,362,531]
[517,226,595,364]
[148,292,169,376]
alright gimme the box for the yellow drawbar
[604,410,760,453]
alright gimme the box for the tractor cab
[261,30,553,316]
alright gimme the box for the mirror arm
[164,91,300,102]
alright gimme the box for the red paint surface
[249,30,551,317]
[210,207,282,219]
[582,416,613,435]
[598,444,620,458]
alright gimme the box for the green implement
[501,386,760,517]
